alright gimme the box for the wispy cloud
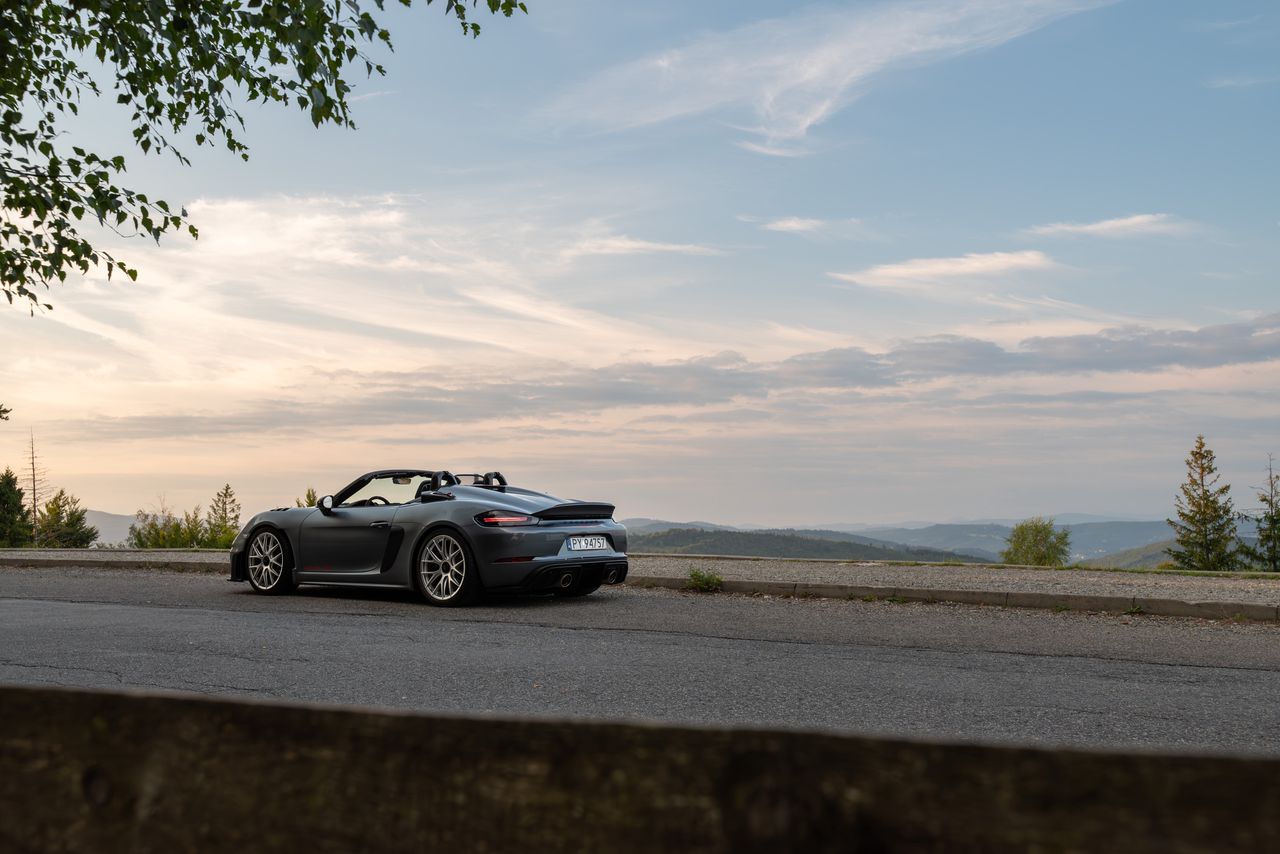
[761,216,826,233]
[1205,74,1278,89]
[348,89,396,103]
[830,250,1054,293]
[562,234,721,259]
[1189,16,1263,33]
[739,214,872,240]
[542,0,1113,151]
[50,314,1280,440]
[1025,213,1193,238]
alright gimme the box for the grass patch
[1124,605,1145,616]
[685,567,724,593]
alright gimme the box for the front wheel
[414,531,479,607]
[247,529,297,594]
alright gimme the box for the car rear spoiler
[534,502,615,521]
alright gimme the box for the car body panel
[230,471,628,595]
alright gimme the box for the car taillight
[476,511,537,527]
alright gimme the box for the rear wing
[534,502,616,521]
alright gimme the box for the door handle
[369,521,391,529]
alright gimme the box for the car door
[298,504,397,579]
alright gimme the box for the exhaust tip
[605,569,620,584]
[558,572,575,589]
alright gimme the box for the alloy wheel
[248,531,286,590]
[420,534,467,601]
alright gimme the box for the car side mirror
[318,495,335,515]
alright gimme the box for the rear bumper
[492,557,628,593]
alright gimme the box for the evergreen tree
[1167,434,1240,572]
[204,484,241,549]
[1239,455,1280,572]
[1001,517,1071,566]
[296,487,319,508]
[0,467,33,547]
[0,403,10,420]
[35,489,99,548]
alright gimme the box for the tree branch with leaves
[2,0,527,311]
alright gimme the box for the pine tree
[296,487,319,508]
[1167,434,1240,572]
[35,489,99,548]
[1239,455,1280,572]
[204,484,241,549]
[25,430,49,544]
[0,402,10,420]
[0,467,33,547]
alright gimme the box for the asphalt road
[3,566,1280,755]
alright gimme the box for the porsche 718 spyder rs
[229,470,628,606]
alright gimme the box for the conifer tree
[0,467,33,547]
[35,489,99,548]
[1239,455,1280,572]
[205,484,241,549]
[296,487,319,508]
[1166,434,1239,572]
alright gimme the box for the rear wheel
[247,529,296,594]
[414,531,479,607]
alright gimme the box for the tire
[413,530,479,607]
[246,528,297,595]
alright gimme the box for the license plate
[567,536,609,551]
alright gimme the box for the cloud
[47,314,1280,441]
[761,216,826,233]
[542,0,1113,151]
[738,214,872,240]
[561,234,721,259]
[348,90,396,103]
[1025,213,1194,238]
[1205,74,1278,89]
[829,250,1054,293]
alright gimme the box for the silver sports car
[229,470,628,606]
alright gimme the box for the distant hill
[621,518,738,535]
[84,509,136,546]
[629,528,978,563]
[1064,521,1172,560]
[1083,540,1174,569]
[860,520,1173,563]
[858,524,1008,562]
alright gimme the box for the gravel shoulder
[635,554,1280,606]
[2,548,1279,606]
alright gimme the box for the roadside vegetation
[127,485,242,549]
[1164,436,1279,573]
[0,466,98,548]
[1001,517,1071,567]
[686,568,724,593]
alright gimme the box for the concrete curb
[2,554,1276,621]
[0,556,224,572]
[626,575,1280,622]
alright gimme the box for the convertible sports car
[229,470,628,606]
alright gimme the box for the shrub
[686,567,724,593]
[1001,517,1071,567]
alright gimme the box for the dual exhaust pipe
[558,567,623,588]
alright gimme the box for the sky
[1,0,1278,526]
